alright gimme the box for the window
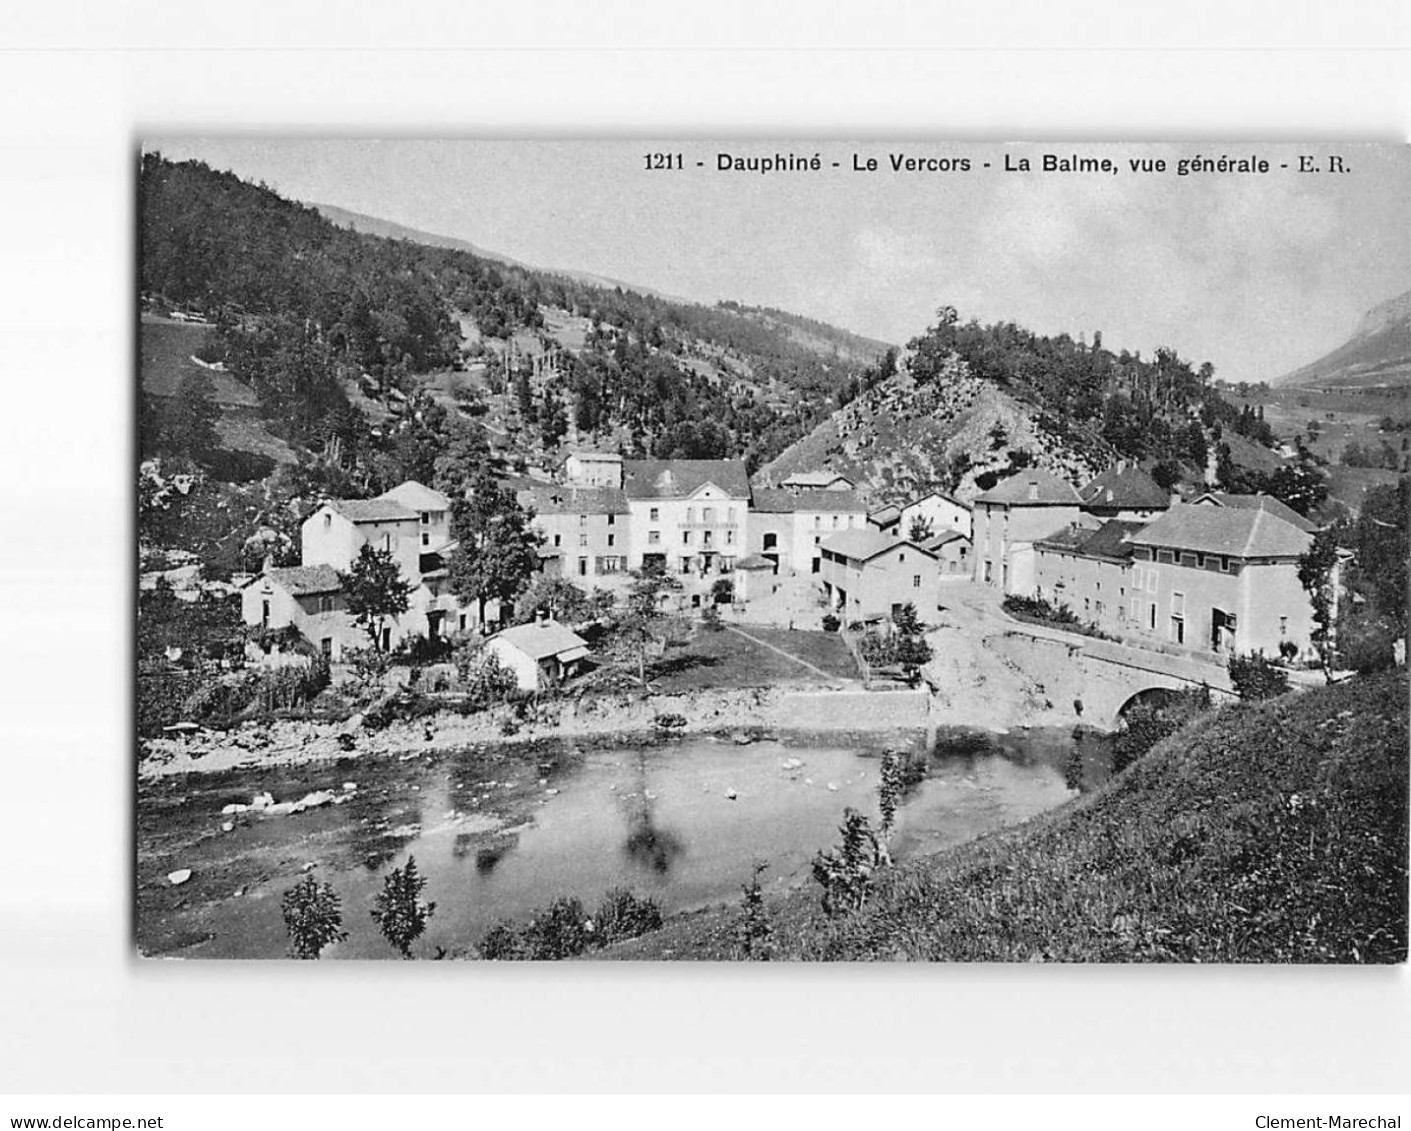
[814,515,822,529]
[607,533,615,547]
[1196,552,1205,568]
[1279,616,1289,637]
[1220,556,1230,572]
[1148,569,1158,591]
[683,531,692,545]
[898,552,905,562]
[421,532,429,546]
[1171,592,1185,615]
[832,515,840,528]
[703,506,714,523]
[382,533,392,552]
[726,530,734,545]
[680,557,693,574]
[686,507,694,523]
[318,595,334,613]
[321,638,333,659]
[607,514,615,526]
[984,561,993,583]
[578,557,588,577]
[913,575,921,588]
[1149,603,1157,630]
[554,534,562,548]
[579,533,588,547]
[579,514,587,527]
[323,513,332,528]
[763,533,777,551]
[420,513,429,525]
[648,530,661,545]
[649,507,660,522]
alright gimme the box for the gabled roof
[868,505,902,527]
[327,498,419,524]
[781,470,855,489]
[903,489,971,513]
[923,529,971,552]
[1079,466,1171,510]
[518,485,630,516]
[490,619,590,662]
[263,564,342,597]
[974,470,1083,507]
[752,488,868,514]
[1037,519,1147,561]
[622,459,750,500]
[1190,492,1319,534]
[566,450,622,463]
[819,529,936,563]
[378,480,451,513]
[1130,503,1312,559]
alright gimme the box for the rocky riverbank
[137,685,930,780]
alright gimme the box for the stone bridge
[991,625,1239,730]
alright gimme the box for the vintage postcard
[135,140,1409,961]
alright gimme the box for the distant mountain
[314,202,690,303]
[1276,289,1411,389]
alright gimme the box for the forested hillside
[766,305,1300,504]
[140,153,885,472]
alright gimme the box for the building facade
[818,529,940,621]
[972,471,1085,594]
[622,460,751,593]
[750,488,869,576]
[518,485,631,582]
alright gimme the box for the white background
[0,0,1408,1096]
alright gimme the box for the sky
[144,138,1411,384]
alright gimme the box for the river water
[173,727,1111,959]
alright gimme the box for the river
[137,727,1112,959]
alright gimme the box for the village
[225,449,1339,702]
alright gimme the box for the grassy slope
[610,671,1408,963]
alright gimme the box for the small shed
[483,618,591,691]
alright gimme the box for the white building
[483,618,590,690]
[622,460,751,591]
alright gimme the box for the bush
[653,712,687,732]
[478,920,526,960]
[821,613,840,633]
[711,578,735,605]
[519,896,592,959]
[1337,612,1400,674]
[1228,652,1291,701]
[700,604,723,631]
[594,888,664,944]
[280,874,347,959]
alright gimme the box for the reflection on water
[193,727,1111,959]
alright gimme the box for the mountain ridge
[1276,287,1411,390]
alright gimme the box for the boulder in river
[166,869,192,886]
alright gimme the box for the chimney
[538,609,549,626]
[261,554,274,574]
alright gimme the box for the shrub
[710,578,734,605]
[280,873,347,959]
[811,809,883,917]
[653,712,687,732]
[891,602,922,636]
[700,604,723,631]
[1337,611,1399,674]
[519,896,592,959]
[594,888,663,944]
[821,613,840,633]
[478,920,526,960]
[370,856,436,958]
[1228,652,1291,701]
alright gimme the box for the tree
[892,601,923,636]
[166,371,220,459]
[370,855,436,958]
[1297,527,1340,682]
[876,751,908,865]
[1268,461,1328,518]
[907,514,935,543]
[735,862,773,960]
[516,576,594,625]
[447,468,543,625]
[280,873,347,959]
[811,809,883,917]
[611,563,683,684]
[337,544,413,651]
